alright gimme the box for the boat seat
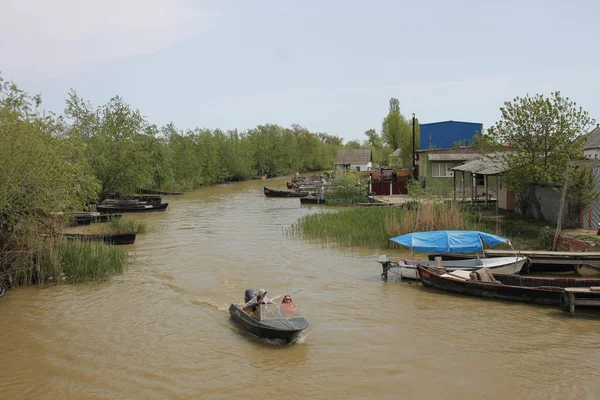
[469,267,500,283]
[440,273,468,282]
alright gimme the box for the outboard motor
[377,255,398,280]
[244,288,256,304]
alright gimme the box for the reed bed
[107,219,147,234]
[290,201,485,249]
[1,236,128,287]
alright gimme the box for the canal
[1,177,599,399]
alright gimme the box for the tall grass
[56,241,128,283]
[289,201,485,249]
[2,237,129,287]
[107,219,147,234]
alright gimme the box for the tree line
[0,76,346,250]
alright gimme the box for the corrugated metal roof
[335,149,372,165]
[428,153,481,161]
[452,156,508,175]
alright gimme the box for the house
[416,147,482,195]
[389,148,402,167]
[335,149,372,172]
[584,124,600,160]
[419,120,483,149]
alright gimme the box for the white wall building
[584,124,600,160]
[335,149,373,172]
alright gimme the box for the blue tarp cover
[390,230,509,253]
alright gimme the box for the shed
[452,155,511,209]
[335,149,373,172]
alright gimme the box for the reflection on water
[1,177,600,399]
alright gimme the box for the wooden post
[496,177,499,215]
[462,171,465,202]
[569,292,575,315]
[553,168,570,251]
[453,173,456,200]
[484,175,489,208]
[472,174,476,203]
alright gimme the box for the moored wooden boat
[380,230,529,280]
[300,196,326,204]
[139,189,183,195]
[229,303,308,343]
[57,232,137,245]
[96,202,168,213]
[417,264,600,306]
[264,187,309,198]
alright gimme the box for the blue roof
[390,230,509,253]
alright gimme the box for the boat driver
[240,288,273,313]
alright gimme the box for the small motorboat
[378,230,529,280]
[229,289,309,343]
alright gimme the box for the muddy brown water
[1,178,600,399]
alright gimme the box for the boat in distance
[229,303,309,343]
[96,202,168,213]
[57,232,136,245]
[263,186,310,198]
[300,196,326,204]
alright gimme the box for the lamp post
[412,113,416,180]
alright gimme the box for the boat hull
[392,256,528,280]
[58,232,136,245]
[96,203,168,213]
[228,304,308,343]
[417,265,600,306]
[264,187,309,198]
[300,197,326,204]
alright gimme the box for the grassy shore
[4,238,129,287]
[289,200,556,250]
[107,219,147,234]
[289,202,487,249]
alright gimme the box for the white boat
[377,254,528,280]
[377,230,530,280]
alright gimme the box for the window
[356,166,361,171]
[432,162,455,177]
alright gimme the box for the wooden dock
[484,249,600,264]
[562,287,600,315]
[484,249,600,273]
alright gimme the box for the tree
[567,164,600,223]
[381,98,417,167]
[345,140,362,149]
[364,128,383,148]
[0,78,99,248]
[488,92,594,219]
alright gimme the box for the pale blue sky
[2,0,598,143]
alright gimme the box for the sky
[1,0,599,143]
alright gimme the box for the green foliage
[381,98,418,167]
[452,131,496,148]
[326,172,368,205]
[364,129,383,148]
[53,241,128,284]
[567,164,600,222]
[107,219,147,234]
[4,239,128,287]
[537,226,552,250]
[0,78,100,247]
[290,202,483,249]
[487,92,595,219]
